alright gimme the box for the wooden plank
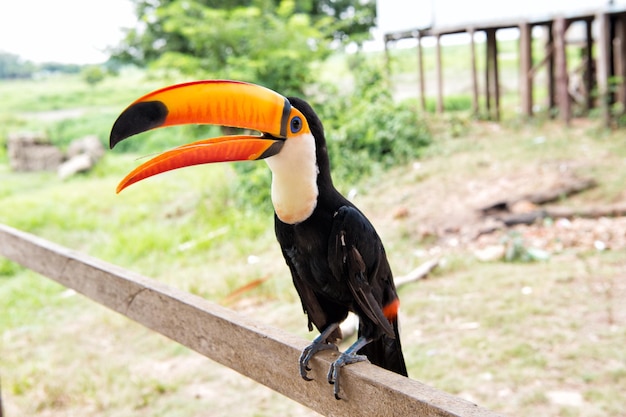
[546,24,556,113]
[469,28,479,116]
[615,15,626,112]
[492,31,501,121]
[485,29,500,120]
[584,19,594,112]
[0,224,504,417]
[485,30,492,115]
[553,17,571,124]
[519,22,533,117]
[436,34,444,113]
[528,43,553,79]
[596,12,611,127]
[417,34,427,112]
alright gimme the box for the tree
[0,52,35,79]
[309,0,376,45]
[81,65,106,88]
[111,0,375,95]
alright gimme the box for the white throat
[264,133,319,224]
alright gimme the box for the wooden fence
[0,223,504,417]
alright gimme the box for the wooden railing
[0,224,504,417]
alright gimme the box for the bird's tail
[358,318,407,376]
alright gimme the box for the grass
[1,49,626,416]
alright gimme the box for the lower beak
[109,80,291,193]
[115,135,283,193]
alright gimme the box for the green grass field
[1,48,625,417]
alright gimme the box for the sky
[0,0,136,64]
[1,0,624,65]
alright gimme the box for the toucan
[110,80,407,399]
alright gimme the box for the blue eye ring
[290,116,302,134]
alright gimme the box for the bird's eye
[290,116,302,134]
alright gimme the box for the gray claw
[299,341,338,380]
[327,352,368,400]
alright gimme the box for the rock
[392,206,410,219]
[510,199,539,213]
[7,132,64,172]
[546,390,583,407]
[8,132,105,178]
[66,135,104,161]
[58,136,105,179]
[474,245,505,261]
[57,154,93,179]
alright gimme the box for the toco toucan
[110,80,407,399]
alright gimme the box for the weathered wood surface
[436,34,444,114]
[383,6,626,125]
[417,34,427,111]
[596,12,611,127]
[519,22,533,117]
[479,177,597,216]
[469,28,479,116]
[0,224,505,417]
[553,17,571,125]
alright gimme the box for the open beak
[109,80,299,193]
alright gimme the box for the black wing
[328,205,398,340]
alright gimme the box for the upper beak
[109,80,294,193]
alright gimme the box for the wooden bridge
[384,4,626,125]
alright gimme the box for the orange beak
[109,80,304,193]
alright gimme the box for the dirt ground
[364,121,626,259]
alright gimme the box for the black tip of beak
[109,101,169,149]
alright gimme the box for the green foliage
[81,65,106,88]
[0,52,35,79]
[0,52,85,79]
[113,0,375,94]
[149,2,323,95]
[231,161,273,212]
[424,95,473,113]
[38,62,82,75]
[502,231,550,263]
[318,59,431,184]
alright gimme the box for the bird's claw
[327,352,369,400]
[299,341,338,380]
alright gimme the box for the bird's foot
[299,340,338,381]
[299,323,340,381]
[327,352,369,400]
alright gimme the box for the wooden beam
[553,17,571,124]
[596,12,611,127]
[417,34,427,112]
[584,19,594,112]
[469,28,479,116]
[493,32,501,121]
[528,43,553,79]
[0,224,504,417]
[615,14,626,113]
[546,24,556,113]
[485,28,500,120]
[436,34,444,113]
[519,22,533,117]
[485,30,492,115]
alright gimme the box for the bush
[318,59,432,184]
